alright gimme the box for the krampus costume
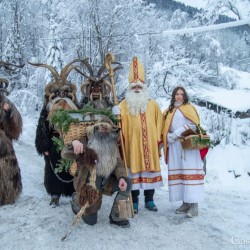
[0,78,22,205]
[63,116,131,227]
[30,60,83,207]
[76,58,122,109]
[65,59,131,227]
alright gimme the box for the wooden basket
[69,160,77,176]
[63,121,95,145]
[179,134,210,150]
[62,113,113,145]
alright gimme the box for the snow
[220,66,250,90]
[162,18,250,36]
[191,83,250,112]
[1,104,250,250]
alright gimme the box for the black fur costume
[35,105,74,197]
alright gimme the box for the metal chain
[49,160,74,183]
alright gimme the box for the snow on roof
[190,83,250,112]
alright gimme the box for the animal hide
[0,100,22,205]
[35,105,75,196]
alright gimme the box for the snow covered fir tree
[0,0,250,249]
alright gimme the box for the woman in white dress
[162,86,206,218]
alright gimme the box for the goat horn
[80,58,94,76]
[102,80,112,97]
[99,64,123,82]
[74,67,95,82]
[60,58,89,80]
[28,61,60,82]
[49,93,56,101]
[81,80,91,95]
[67,92,75,102]
[97,63,106,76]
[0,78,9,89]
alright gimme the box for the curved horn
[99,64,123,82]
[49,93,56,101]
[81,80,91,95]
[28,61,60,82]
[67,92,75,102]
[0,78,9,89]
[74,67,95,82]
[60,58,89,80]
[97,63,107,76]
[80,59,94,76]
[102,80,112,97]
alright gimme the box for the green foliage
[193,136,211,148]
[50,103,119,134]
[50,103,119,173]
[54,158,73,173]
[52,136,73,173]
[52,136,65,152]
[197,124,207,135]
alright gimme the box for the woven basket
[62,113,113,145]
[63,121,95,145]
[69,160,77,176]
[179,134,210,150]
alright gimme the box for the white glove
[188,124,197,131]
[112,105,121,115]
[167,132,177,144]
[173,126,186,137]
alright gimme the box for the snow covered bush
[9,90,41,116]
[198,107,232,146]
[218,68,239,89]
[198,106,250,146]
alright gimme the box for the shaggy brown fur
[1,101,22,140]
[76,148,98,171]
[78,183,100,207]
[0,101,22,205]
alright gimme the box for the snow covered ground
[1,113,250,250]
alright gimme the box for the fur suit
[35,105,75,197]
[0,99,22,205]
[67,121,131,226]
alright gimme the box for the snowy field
[1,114,250,250]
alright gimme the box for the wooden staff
[104,53,134,218]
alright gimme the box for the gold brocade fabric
[128,57,145,83]
[162,103,200,163]
[119,99,163,174]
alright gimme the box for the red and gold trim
[169,174,204,181]
[133,58,139,82]
[140,113,150,171]
[132,176,163,184]
[129,57,145,83]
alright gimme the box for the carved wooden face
[50,85,71,98]
[46,83,76,102]
[90,84,102,100]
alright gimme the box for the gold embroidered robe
[119,99,162,174]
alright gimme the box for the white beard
[125,85,150,116]
[87,134,118,177]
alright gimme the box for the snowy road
[0,116,250,250]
